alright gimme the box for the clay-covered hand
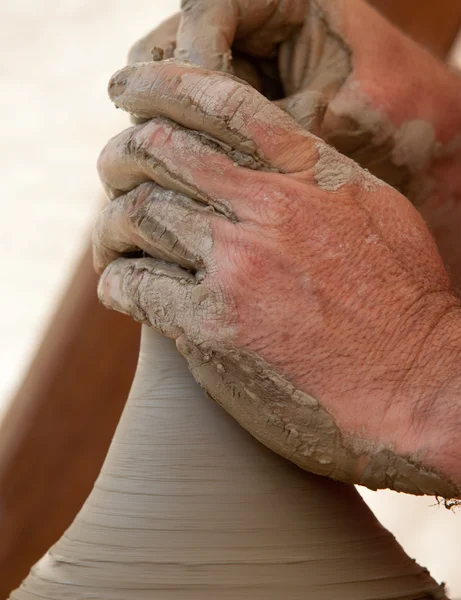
[128,0,461,202]
[95,60,461,499]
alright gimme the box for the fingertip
[108,65,137,103]
[107,60,202,109]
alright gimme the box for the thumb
[175,0,239,71]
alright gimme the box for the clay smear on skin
[278,3,447,200]
[313,140,385,191]
[182,336,461,500]
[93,183,215,275]
[325,81,443,200]
[11,329,445,600]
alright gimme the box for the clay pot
[11,329,444,600]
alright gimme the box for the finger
[126,14,181,126]
[175,0,304,70]
[98,257,196,339]
[175,0,238,71]
[275,91,327,136]
[131,52,264,126]
[277,2,352,102]
[97,116,274,221]
[232,1,305,58]
[108,60,318,172]
[92,182,216,275]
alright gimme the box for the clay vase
[11,328,445,600]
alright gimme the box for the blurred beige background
[0,1,460,597]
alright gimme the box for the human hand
[94,60,461,499]
[128,0,461,202]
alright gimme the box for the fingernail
[108,66,135,101]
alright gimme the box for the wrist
[404,297,461,488]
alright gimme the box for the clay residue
[98,116,243,222]
[150,46,165,62]
[92,182,215,275]
[179,335,460,501]
[108,61,263,159]
[324,83,440,201]
[11,329,446,600]
[313,140,386,192]
[107,59,314,175]
[277,90,328,135]
[392,120,437,172]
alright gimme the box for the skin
[94,59,461,497]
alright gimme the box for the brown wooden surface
[0,246,140,597]
[1,1,461,597]
[370,0,461,58]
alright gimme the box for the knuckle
[125,120,174,163]
[126,183,157,228]
[226,83,256,123]
[127,264,153,325]
[255,183,304,236]
[124,125,145,158]
[192,74,254,128]
[223,235,273,285]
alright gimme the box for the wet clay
[93,183,215,274]
[324,87,440,202]
[108,60,281,169]
[176,333,461,499]
[96,249,461,500]
[276,90,327,135]
[313,140,386,191]
[128,13,266,96]
[11,329,446,599]
[106,60,393,199]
